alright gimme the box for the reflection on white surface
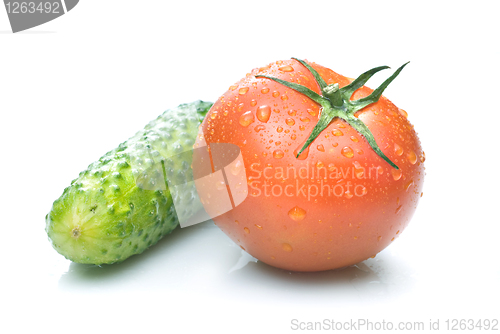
[228,250,258,274]
[6,193,500,333]
[55,220,418,307]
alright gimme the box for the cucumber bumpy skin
[45,100,213,265]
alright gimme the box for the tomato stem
[322,84,342,107]
[255,58,409,169]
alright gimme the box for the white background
[1,1,499,333]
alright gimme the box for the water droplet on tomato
[210,111,218,120]
[244,227,250,234]
[272,91,280,97]
[420,151,426,163]
[279,65,294,72]
[307,109,316,116]
[377,236,382,242]
[237,103,245,112]
[405,179,414,191]
[258,65,270,72]
[398,108,408,118]
[282,243,293,252]
[276,126,283,133]
[341,147,354,158]
[285,118,295,126]
[300,117,310,122]
[395,205,402,214]
[358,185,368,196]
[239,111,255,127]
[353,162,364,178]
[273,150,285,159]
[216,180,226,190]
[288,109,297,116]
[394,143,403,156]
[392,169,402,181]
[317,144,325,152]
[255,224,263,230]
[229,84,238,91]
[261,88,269,94]
[407,151,417,164]
[254,124,266,133]
[291,134,297,140]
[333,129,344,136]
[239,87,249,95]
[288,206,306,221]
[250,99,257,107]
[350,136,359,142]
[231,160,243,175]
[256,105,271,123]
[294,140,310,160]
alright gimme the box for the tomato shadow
[221,250,415,305]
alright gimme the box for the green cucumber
[45,100,212,265]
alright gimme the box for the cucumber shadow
[58,220,219,289]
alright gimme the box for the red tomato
[195,59,424,272]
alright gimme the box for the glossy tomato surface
[195,59,425,272]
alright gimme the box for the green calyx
[255,58,409,169]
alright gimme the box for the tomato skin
[196,59,424,272]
